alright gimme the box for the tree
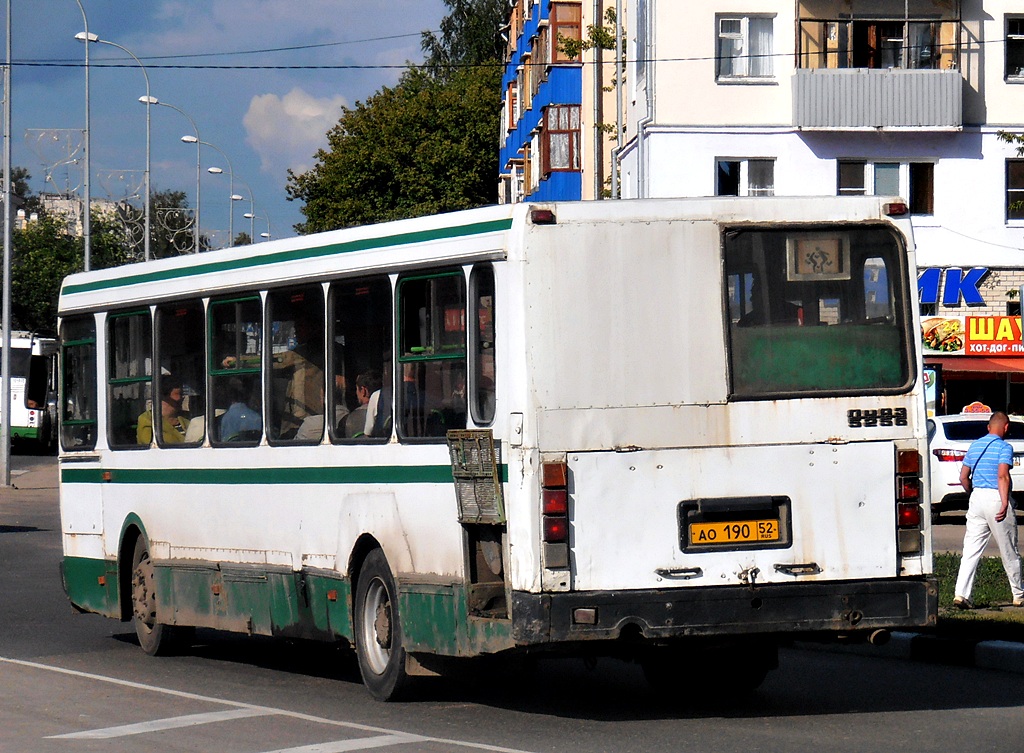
[421,0,509,78]
[286,63,501,233]
[286,0,506,233]
[8,212,132,335]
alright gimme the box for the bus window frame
[106,307,153,450]
[327,275,393,445]
[265,283,327,447]
[723,223,916,401]
[469,263,496,427]
[154,298,207,448]
[59,315,98,452]
[208,294,264,447]
[396,268,468,442]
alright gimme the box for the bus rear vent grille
[447,430,505,524]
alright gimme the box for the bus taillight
[896,450,923,554]
[541,460,569,567]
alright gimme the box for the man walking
[953,411,1024,609]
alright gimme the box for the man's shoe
[1013,599,1024,608]
[953,596,974,609]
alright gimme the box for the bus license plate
[689,519,780,547]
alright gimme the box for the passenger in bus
[344,370,382,438]
[273,320,324,438]
[218,376,262,442]
[136,377,189,445]
[296,376,349,442]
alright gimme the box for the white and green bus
[2,331,57,451]
[58,197,936,700]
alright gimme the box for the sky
[14,0,449,245]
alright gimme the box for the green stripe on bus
[62,218,514,296]
[61,464,510,485]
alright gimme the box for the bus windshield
[726,226,911,397]
[1,349,31,378]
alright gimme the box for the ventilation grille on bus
[447,430,505,524]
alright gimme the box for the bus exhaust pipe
[869,629,891,646]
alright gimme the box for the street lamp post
[244,212,270,241]
[72,0,91,270]
[150,99,201,252]
[200,140,238,247]
[232,178,255,241]
[79,35,151,261]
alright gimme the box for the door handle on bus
[655,566,703,580]
[773,562,821,576]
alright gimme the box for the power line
[27,30,436,65]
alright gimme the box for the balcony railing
[793,67,963,130]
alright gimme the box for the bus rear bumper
[511,577,938,645]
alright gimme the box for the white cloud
[242,88,348,179]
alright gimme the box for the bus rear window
[725,226,911,398]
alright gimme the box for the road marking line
[261,734,428,752]
[47,708,273,739]
[0,656,536,753]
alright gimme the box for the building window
[838,161,866,196]
[716,158,774,196]
[798,19,951,71]
[1008,18,1024,79]
[1008,160,1024,221]
[551,1,582,63]
[542,105,581,173]
[909,163,934,215]
[837,161,934,215]
[717,15,774,80]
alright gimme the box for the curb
[797,631,1024,674]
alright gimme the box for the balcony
[794,15,963,129]
[793,67,962,130]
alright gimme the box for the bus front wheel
[354,549,410,701]
[131,537,176,656]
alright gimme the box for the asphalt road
[3,453,1024,753]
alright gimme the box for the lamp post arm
[95,38,150,261]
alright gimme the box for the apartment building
[500,0,625,202]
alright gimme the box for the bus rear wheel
[354,549,410,701]
[131,537,178,656]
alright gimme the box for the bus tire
[131,536,178,656]
[353,548,410,701]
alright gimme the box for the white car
[927,413,1024,515]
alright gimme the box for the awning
[926,356,1024,374]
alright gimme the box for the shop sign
[922,315,1024,356]
[917,267,988,306]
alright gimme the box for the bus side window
[60,316,98,451]
[397,271,467,439]
[328,276,392,442]
[107,310,152,449]
[209,297,263,445]
[470,264,496,426]
[156,300,206,446]
[267,285,325,443]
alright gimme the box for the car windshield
[943,420,1024,441]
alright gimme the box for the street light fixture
[148,99,202,252]
[201,141,240,247]
[244,212,271,241]
[78,35,152,261]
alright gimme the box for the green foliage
[7,211,132,335]
[287,0,506,233]
[934,552,1014,608]
[287,63,502,233]
[558,7,619,59]
[421,0,508,78]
